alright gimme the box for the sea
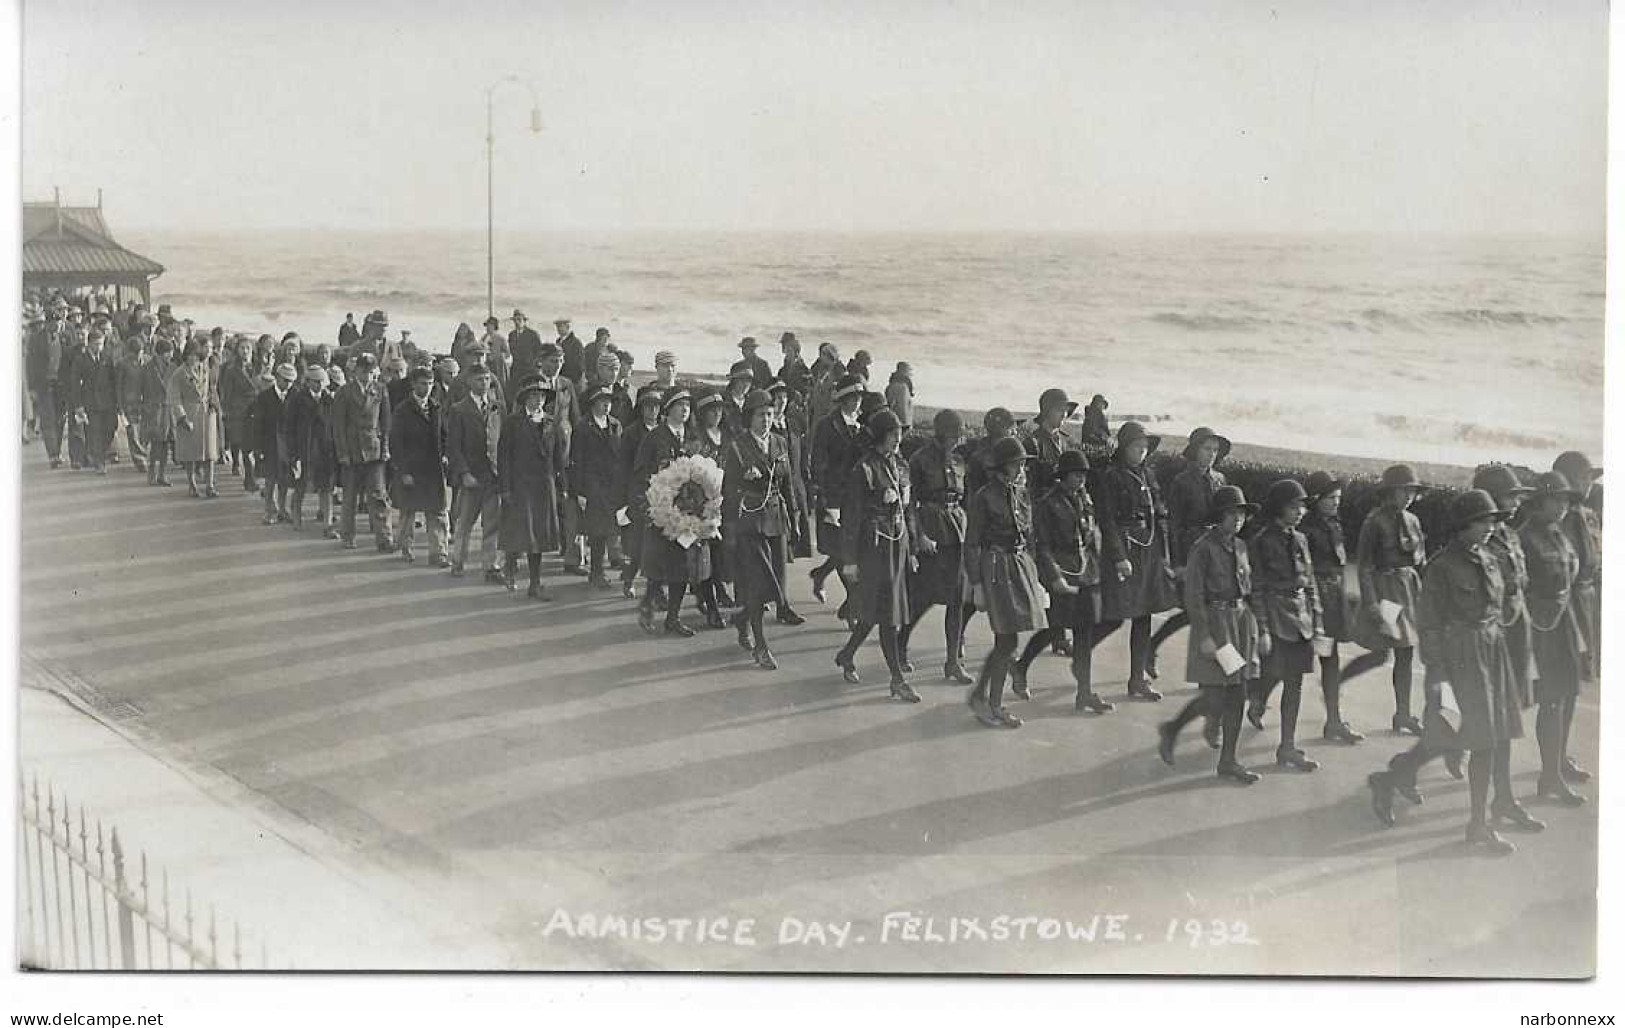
[125,230,1604,469]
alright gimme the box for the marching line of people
[22,293,1602,856]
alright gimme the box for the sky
[19,0,1608,233]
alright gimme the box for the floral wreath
[647,454,725,548]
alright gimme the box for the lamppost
[486,76,543,320]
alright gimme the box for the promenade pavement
[17,447,1598,975]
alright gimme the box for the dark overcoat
[498,412,566,554]
[569,415,624,540]
[1417,538,1523,751]
[1092,459,1178,620]
[634,423,710,584]
[388,397,448,512]
[907,439,971,610]
[840,450,914,626]
[723,429,797,611]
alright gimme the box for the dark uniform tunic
[1092,459,1178,620]
[1031,481,1103,627]
[723,429,798,612]
[1183,527,1259,686]
[282,386,337,492]
[1520,519,1587,701]
[840,450,914,626]
[1560,503,1602,680]
[965,474,1048,635]
[907,439,971,610]
[1166,465,1227,570]
[633,423,711,584]
[1301,510,1355,642]
[1023,425,1075,508]
[1248,523,1323,679]
[1485,521,1535,709]
[693,426,734,587]
[1417,537,1522,751]
[1353,505,1425,651]
[775,401,813,559]
[498,412,567,554]
[387,397,447,513]
[569,414,624,541]
[810,411,863,560]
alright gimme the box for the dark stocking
[1467,748,1492,824]
[1319,652,1343,726]
[1492,739,1514,808]
[1278,674,1303,751]
[527,553,542,588]
[1128,616,1151,681]
[1016,628,1058,673]
[1392,646,1415,718]
[1217,686,1245,767]
[879,625,903,680]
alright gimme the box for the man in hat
[807,342,841,426]
[154,304,183,349]
[610,350,637,428]
[554,317,585,389]
[352,311,388,363]
[25,300,67,467]
[722,360,756,438]
[65,323,120,474]
[338,313,360,348]
[737,336,773,390]
[965,407,1019,498]
[534,341,583,571]
[653,350,680,391]
[114,336,149,472]
[389,365,451,567]
[808,373,868,609]
[506,310,543,391]
[778,332,811,401]
[252,363,299,524]
[332,351,395,552]
[445,363,505,582]
[582,327,613,387]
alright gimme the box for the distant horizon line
[116,225,1603,238]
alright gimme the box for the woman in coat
[219,336,258,491]
[1149,425,1233,678]
[1092,420,1178,701]
[138,336,176,487]
[166,339,221,498]
[1008,449,1114,714]
[570,384,625,590]
[1156,486,1262,784]
[618,384,666,600]
[899,408,976,684]
[1298,471,1363,743]
[1414,489,1529,854]
[284,365,337,533]
[1348,464,1430,736]
[964,435,1049,728]
[633,386,709,636]
[690,389,735,627]
[723,388,799,670]
[834,408,919,701]
[1553,450,1601,690]
[1243,479,1324,772]
[770,380,813,562]
[498,376,567,601]
[1520,471,1590,808]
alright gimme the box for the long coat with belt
[964,473,1048,635]
[810,412,863,559]
[167,359,221,462]
[1301,510,1356,641]
[1247,522,1323,680]
[137,354,175,444]
[1092,458,1177,620]
[569,414,624,541]
[1417,537,1522,752]
[907,439,971,610]
[1352,505,1426,651]
[498,412,566,554]
[633,423,709,583]
[1183,526,1259,687]
[1031,481,1104,627]
[1520,518,1587,701]
[388,396,448,512]
[840,449,914,626]
[219,360,257,449]
[723,428,797,611]
[331,379,390,466]
[1485,520,1536,709]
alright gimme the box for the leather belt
[1204,598,1245,609]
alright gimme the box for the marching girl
[1553,450,1602,701]
[723,388,799,670]
[632,385,708,636]
[497,377,566,602]
[1296,471,1364,743]
[1008,449,1115,714]
[1521,471,1590,808]
[618,384,666,600]
[1348,464,1430,736]
[1244,479,1324,772]
[899,408,976,685]
[766,380,809,627]
[690,389,735,629]
[964,436,1049,727]
[1156,485,1262,784]
[808,374,867,613]
[570,384,624,590]
[1474,465,1538,775]
[833,408,920,701]
[1092,421,1179,701]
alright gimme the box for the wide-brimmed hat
[483,315,501,329]
[1038,388,1077,418]
[1553,451,1600,486]
[989,436,1032,469]
[1057,449,1091,479]
[1304,470,1343,501]
[1114,420,1161,457]
[1182,426,1232,464]
[1529,471,1583,501]
[743,389,775,417]
[859,392,887,419]
[932,408,964,437]
[1471,464,1534,498]
[1210,485,1259,520]
[156,304,174,318]
[1262,478,1308,516]
[831,374,865,402]
[863,407,903,442]
[511,309,527,321]
[692,389,725,415]
[983,407,1015,434]
[660,386,692,413]
[635,384,664,408]
[365,309,389,327]
[1377,464,1426,494]
[1447,488,1512,531]
[513,375,554,405]
[581,384,613,407]
[727,360,755,382]
[738,337,758,351]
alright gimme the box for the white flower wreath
[647,454,725,549]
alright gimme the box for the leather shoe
[1465,821,1516,856]
[735,618,752,652]
[1490,802,1546,833]
[1443,750,1464,780]
[1276,747,1320,772]
[1157,721,1178,767]
[1076,695,1115,715]
[637,608,658,634]
[776,608,806,627]
[704,609,727,630]
[664,619,696,638]
[890,680,921,703]
[1322,721,1364,744]
[1392,779,1424,805]
[1202,717,1222,751]
[836,655,860,684]
[1127,679,1162,702]
[1563,757,1592,784]
[754,648,779,671]
[991,706,1022,728]
[943,662,974,685]
[809,570,828,604]
[1217,762,1260,786]
[1246,698,1267,731]
[1367,772,1396,827]
[1392,713,1424,737]
[1537,776,1587,807]
[1009,665,1031,701]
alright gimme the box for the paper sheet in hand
[1378,599,1404,636]
[615,507,631,527]
[1214,642,1247,676]
[1312,635,1336,658]
[823,508,842,527]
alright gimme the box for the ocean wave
[1149,312,1276,332]
[803,298,871,316]
[1426,308,1571,328]
[1373,413,1561,452]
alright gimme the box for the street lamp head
[530,107,544,133]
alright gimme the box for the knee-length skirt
[1260,637,1315,680]
[1315,569,1359,642]
[1531,602,1586,703]
[641,526,712,584]
[849,533,910,626]
[1350,566,1422,652]
[1048,580,1102,628]
[976,549,1048,635]
[732,529,787,612]
[1102,535,1178,621]
[909,540,970,611]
